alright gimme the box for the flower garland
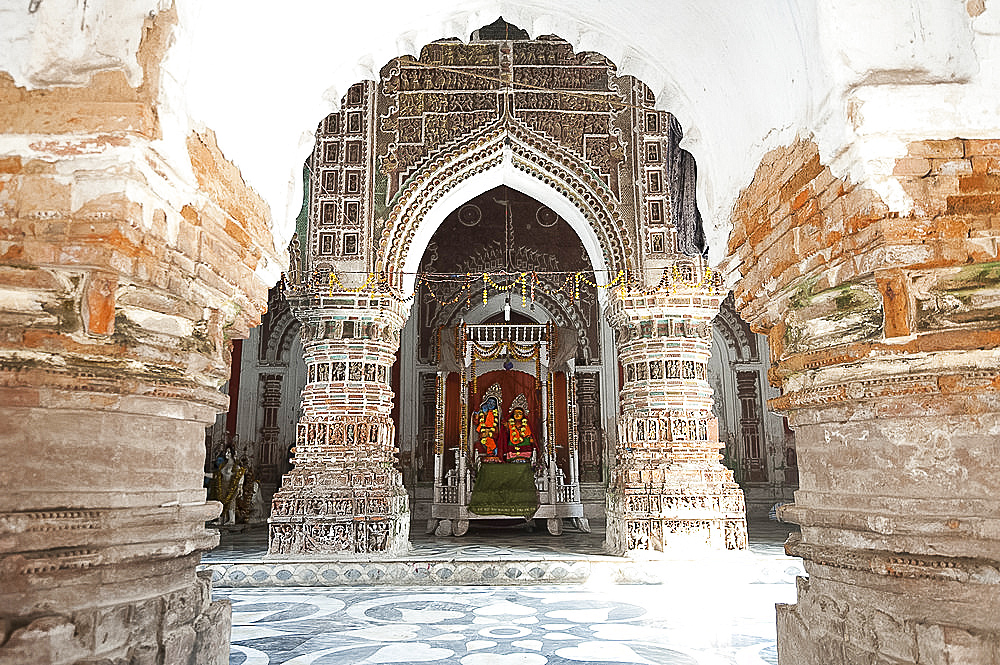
[460,363,469,456]
[645,264,721,296]
[321,269,628,303]
[213,466,247,509]
[328,271,379,295]
[434,373,445,455]
[546,370,555,459]
[319,264,719,303]
[423,278,473,305]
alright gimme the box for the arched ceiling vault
[3,1,995,268]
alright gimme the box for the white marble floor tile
[219,573,796,665]
[215,519,802,664]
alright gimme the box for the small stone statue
[246,480,266,524]
[210,445,246,525]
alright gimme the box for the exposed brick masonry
[0,10,282,663]
[728,138,1000,664]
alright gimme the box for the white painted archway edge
[4,1,998,272]
[399,147,612,304]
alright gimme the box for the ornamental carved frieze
[297,29,710,303]
[377,39,626,193]
[374,120,635,284]
[772,367,998,415]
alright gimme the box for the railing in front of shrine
[552,482,579,503]
[438,485,458,504]
[435,470,578,504]
[463,324,548,344]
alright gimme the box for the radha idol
[505,393,535,462]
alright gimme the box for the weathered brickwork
[728,138,1000,664]
[730,138,1000,375]
[0,9,281,664]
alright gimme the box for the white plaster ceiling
[2,0,998,268]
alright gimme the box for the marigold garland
[318,263,719,303]
[469,339,541,394]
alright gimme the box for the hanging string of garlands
[321,267,722,301]
[325,269,628,302]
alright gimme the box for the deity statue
[473,383,503,463]
[505,394,535,462]
[210,445,246,525]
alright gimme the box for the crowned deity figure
[505,394,536,462]
[210,445,247,525]
[473,383,503,463]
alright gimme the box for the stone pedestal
[605,274,748,554]
[268,295,410,557]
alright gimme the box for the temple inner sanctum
[2,3,999,665]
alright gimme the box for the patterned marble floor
[202,520,800,588]
[220,581,793,665]
[213,520,801,664]
[204,519,795,563]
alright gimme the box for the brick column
[0,62,278,665]
[730,139,1000,664]
[268,294,410,556]
[605,264,747,553]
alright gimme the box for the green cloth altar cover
[468,462,538,517]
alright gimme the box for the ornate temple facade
[218,281,796,534]
[256,28,758,556]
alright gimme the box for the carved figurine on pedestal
[211,445,246,525]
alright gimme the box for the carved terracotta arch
[376,117,636,293]
[713,295,759,364]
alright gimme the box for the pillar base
[778,560,1000,665]
[606,482,748,554]
[268,485,410,557]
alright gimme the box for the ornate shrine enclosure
[277,22,747,556]
[429,323,587,538]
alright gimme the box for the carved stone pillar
[605,269,748,553]
[0,31,279,665]
[730,138,1000,664]
[268,295,409,556]
[773,351,1000,664]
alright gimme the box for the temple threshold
[201,520,797,588]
